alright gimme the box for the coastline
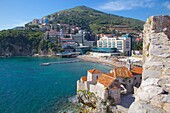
[77,55,126,68]
[0,57,112,113]
[0,54,127,68]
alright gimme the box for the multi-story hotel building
[97,35,131,55]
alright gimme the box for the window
[134,77,136,80]
[129,80,131,83]
[112,42,115,47]
[108,42,111,47]
[103,41,107,47]
[135,83,138,86]
[126,41,130,49]
[117,41,122,45]
[96,76,98,79]
[117,46,122,50]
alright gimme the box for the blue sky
[0,0,169,30]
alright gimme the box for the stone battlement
[129,15,170,113]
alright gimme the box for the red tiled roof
[81,76,87,82]
[88,69,102,74]
[131,67,143,75]
[114,67,133,78]
[97,74,115,87]
[106,73,115,78]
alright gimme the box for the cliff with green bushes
[0,30,60,56]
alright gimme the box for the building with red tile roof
[81,76,87,82]
[110,67,134,94]
[97,74,115,87]
[77,68,122,104]
[88,69,102,74]
[87,69,103,84]
[131,67,143,75]
[77,66,143,104]
[114,67,133,78]
[131,67,143,88]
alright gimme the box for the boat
[40,63,50,66]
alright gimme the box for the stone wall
[109,88,121,104]
[89,83,109,101]
[77,80,88,91]
[129,15,170,113]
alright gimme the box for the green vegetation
[0,30,61,56]
[86,51,90,55]
[46,6,144,34]
[0,30,42,55]
[0,6,145,56]
[147,43,150,51]
[146,53,149,57]
[132,41,143,50]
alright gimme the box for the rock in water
[128,15,170,113]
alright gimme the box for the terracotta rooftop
[97,74,115,87]
[106,73,115,78]
[81,76,87,82]
[114,67,133,78]
[131,67,143,75]
[88,69,102,74]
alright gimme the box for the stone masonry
[129,15,170,113]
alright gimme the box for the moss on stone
[147,43,150,51]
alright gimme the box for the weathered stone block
[129,15,170,113]
[142,70,162,79]
[137,91,150,102]
[141,78,159,87]
[150,95,170,108]
[143,85,164,99]
[163,103,170,113]
[143,61,164,71]
[128,101,166,113]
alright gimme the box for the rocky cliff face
[77,91,120,113]
[129,16,170,113]
[0,44,32,56]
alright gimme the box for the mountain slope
[45,6,144,33]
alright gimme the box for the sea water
[0,57,112,113]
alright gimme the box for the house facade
[110,67,134,94]
[77,67,142,105]
[97,35,131,55]
[77,69,121,104]
[60,38,78,49]
[131,67,143,88]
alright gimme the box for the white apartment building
[97,35,131,55]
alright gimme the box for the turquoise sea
[0,57,112,113]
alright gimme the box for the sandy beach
[77,55,127,68]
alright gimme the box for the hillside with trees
[46,6,144,34]
[0,6,145,56]
[0,30,60,56]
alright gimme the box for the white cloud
[100,0,155,11]
[163,1,170,10]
